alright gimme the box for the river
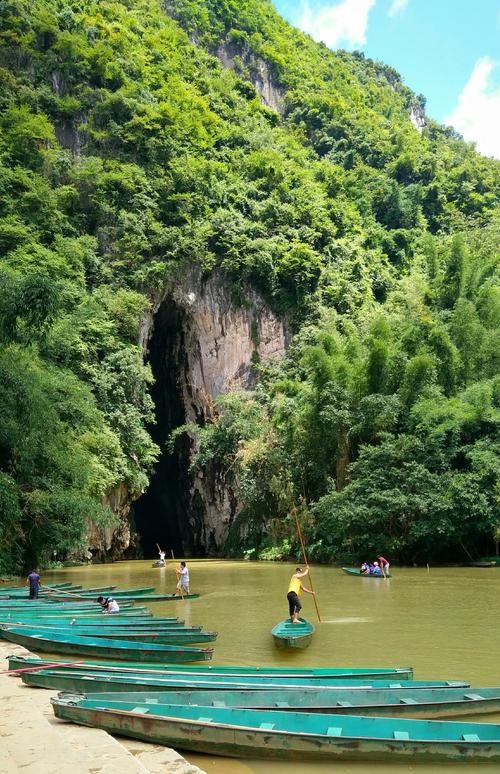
[43,559,500,774]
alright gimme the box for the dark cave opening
[132,299,196,559]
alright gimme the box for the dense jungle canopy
[0,0,498,572]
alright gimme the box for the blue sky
[273,0,500,158]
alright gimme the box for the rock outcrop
[137,270,289,554]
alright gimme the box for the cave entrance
[132,298,197,559]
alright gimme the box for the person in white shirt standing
[174,561,190,595]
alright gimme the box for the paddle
[41,584,89,600]
[171,550,184,600]
[292,504,321,623]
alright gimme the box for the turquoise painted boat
[55,686,500,719]
[9,655,414,681]
[47,587,156,599]
[47,592,200,602]
[3,618,187,629]
[21,670,468,694]
[0,600,137,609]
[0,583,73,594]
[51,698,500,762]
[0,610,151,622]
[3,625,217,644]
[272,618,314,649]
[0,626,213,663]
[341,567,391,578]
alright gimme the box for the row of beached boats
[2,581,500,763]
[0,581,213,662]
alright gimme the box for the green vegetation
[0,0,498,570]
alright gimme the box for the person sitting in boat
[370,562,382,576]
[287,567,315,623]
[174,561,190,595]
[378,555,390,577]
[97,595,120,614]
[360,562,370,575]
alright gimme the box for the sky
[273,0,500,159]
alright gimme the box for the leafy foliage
[0,0,498,567]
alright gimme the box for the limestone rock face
[139,271,289,553]
[215,41,285,113]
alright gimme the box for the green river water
[42,559,500,774]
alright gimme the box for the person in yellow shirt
[287,567,315,623]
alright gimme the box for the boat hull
[5,627,217,644]
[22,671,467,693]
[271,618,315,649]
[341,568,391,578]
[1,628,213,663]
[51,702,500,762]
[59,687,500,719]
[9,656,414,680]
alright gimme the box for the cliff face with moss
[0,0,498,571]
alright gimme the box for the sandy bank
[0,640,206,774]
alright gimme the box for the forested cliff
[0,0,498,572]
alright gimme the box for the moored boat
[9,655,414,681]
[21,669,468,693]
[2,618,187,629]
[64,687,500,719]
[341,567,391,578]
[272,618,314,649]
[51,698,500,762]
[45,592,200,602]
[2,625,217,644]
[0,626,213,663]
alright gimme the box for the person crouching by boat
[97,595,120,614]
[378,555,390,577]
[370,561,382,576]
[174,561,190,595]
[26,569,40,599]
[287,567,315,623]
[360,562,370,575]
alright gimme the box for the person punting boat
[287,567,315,623]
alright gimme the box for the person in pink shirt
[378,555,390,578]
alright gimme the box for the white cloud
[388,0,407,17]
[445,57,500,159]
[298,0,376,49]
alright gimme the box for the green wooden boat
[272,618,314,649]
[51,698,500,762]
[47,586,117,594]
[0,600,137,609]
[0,626,213,663]
[22,669,468,693]
[341,567,391,578]
[47,587,156,599]
[0,610,151,622]
[66,687,500,719]
[9,656,415,681]
[4,618,187,629]
[4,625,217,644]
[47,592,200,602]
[0,583,73,594]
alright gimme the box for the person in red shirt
[378,555,390,578]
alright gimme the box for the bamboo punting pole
[292,504,321,623]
